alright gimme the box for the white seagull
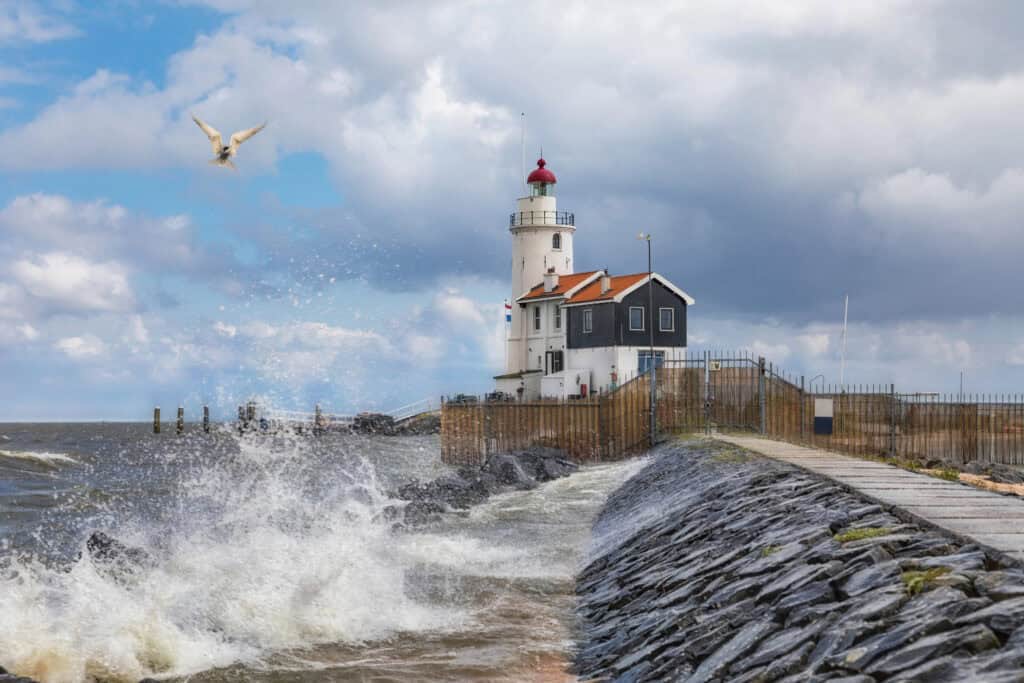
[192,114,266,169]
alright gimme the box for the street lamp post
[638,232,655,447]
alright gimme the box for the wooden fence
[441,351,1024,466]
[441,375,651,465]
[756,362,1024,466]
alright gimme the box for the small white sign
[814,398,834,418]
[709,360,721,372]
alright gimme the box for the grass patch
[760,545,782,558]
[934,469,961,482]
[902,567,951,595]
[833,527,893,543]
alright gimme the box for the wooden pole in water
[237,405,245,434]
[203,406,210,433]
[153,407,161,434]
[177,406,185,435]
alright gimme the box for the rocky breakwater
[389,447,578,526]
[574,439,1024,682]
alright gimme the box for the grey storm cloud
[5,1,1024,327]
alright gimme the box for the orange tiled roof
[518,271,600,301]
[566,272,648,304]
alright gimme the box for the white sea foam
[0,437,647,683]
[0,449,78,466]
[0,437,462,683]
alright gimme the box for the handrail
[387,397,440,421]
[509,210,574,227]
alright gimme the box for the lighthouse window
[583,309,593,333]
[533,306,541,331]
[552,233,562,250]
[629,306,645,331]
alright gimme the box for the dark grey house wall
[566,301,616,348]
[565,280,687,349]
[617,281,687,347]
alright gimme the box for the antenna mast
[520,112,526,193]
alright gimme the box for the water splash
[0,433,461,683]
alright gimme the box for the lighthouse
[494,154,696,401]
[506,157,576,374]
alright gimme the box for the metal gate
[704,352,763,433]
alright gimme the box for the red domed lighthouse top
[527,157,557,185]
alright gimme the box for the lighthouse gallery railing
[509,210,575,227]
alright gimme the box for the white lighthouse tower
[505,157,576,374]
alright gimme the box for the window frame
[554,305,562,330]
[629,306,645,332]
[533,305,542,332]
[659,307,675,332]
[583,308,593,334]
[552,233,562,250]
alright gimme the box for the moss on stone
[902,567,951,595]
[833,526,893,543]
[711,447,750,464]
[760,545,782,557]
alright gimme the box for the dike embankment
[574,439,1024,682]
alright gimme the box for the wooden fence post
[758,356,766,435]
[800,376,805,442]
[889,384,897,457]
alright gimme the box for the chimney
[600,270,612,294]
[543,267,559,292]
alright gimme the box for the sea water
[0,423,644,682]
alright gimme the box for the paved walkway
[716,434,1024,565]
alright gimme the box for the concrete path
[716,434,1024,565]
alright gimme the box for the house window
[552,233,562,250]
[533,306,541,332]
[638,350,665,374]
[659,307,675,332]
[583,309,593,333]
[629,306,645,331]
[554,306,562,330]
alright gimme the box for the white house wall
[524,300,568,372]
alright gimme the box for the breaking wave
[0,449,78,467]
[0,435,462,683]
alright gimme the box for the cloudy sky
[2,1,1024,420]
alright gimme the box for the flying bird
[192,114,266,169]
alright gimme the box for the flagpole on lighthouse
[504,299,512,370]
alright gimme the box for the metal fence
[440,351,1024,466]
[705,351,1024,466]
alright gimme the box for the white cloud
[54,335,106,359]
[796,332,830,357]
[10,252,135,314]
[0,2,78,44]
[0,193,204,271]
[17,323,38,341]
[213,321,237,338]
[125,315,150,345]
[750,340,792,362]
